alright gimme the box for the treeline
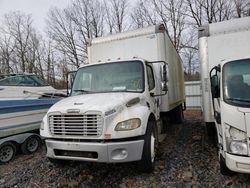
[0,0,249,86]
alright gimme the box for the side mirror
[210,75,220,98]
[67,71,76,96]
[161,64,168,92]
[148,60,168,97]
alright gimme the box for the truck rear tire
[137,120,157,173]
[220,155,235,176]
[172,105,183,124]
[206,122,216,137]
[176,105,184,124]
[21,135,41,154]
[0,142,16,163]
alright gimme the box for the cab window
[147,65,155,91]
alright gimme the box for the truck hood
[48,92,142,114]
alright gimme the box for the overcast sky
[0,0,71,33]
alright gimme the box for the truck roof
[89,24,165,45]
[198,16,250,38]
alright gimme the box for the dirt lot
[1,111,250,188]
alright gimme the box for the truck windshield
[71,61,144,96]
[223,59,250,107]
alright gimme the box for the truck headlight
[230,141,248,155]
[229,127,246,140]
[225,125,248,155]
[115,118,141,131]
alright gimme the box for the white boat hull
[0,99,58,139]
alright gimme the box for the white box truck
[40,24,185,172]
[199,17,250,175]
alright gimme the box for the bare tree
[28,33,48,79]
[44,41,55,85]
[89,1,105,37]
[1,11,45,74]
[47,7,84,69]
[56,54,70,85]
[25,31,39,73]
[47,0,106,70]
[233,0,250,17]
[0,34,15,74]
[3,11,34,72]
[186,0,203,27]
[70,0,91,41]
[183,0,236,80]
[152,0,187,51]
[131,0,158,28]
[70,0,105,47]
[104,1,115,34]
[180,30,199,78]
[34,38,46,79]
[215,0,233,21]
[104,0,129,33]
[185,0,235,27]
[3,0,248,83]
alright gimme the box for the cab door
[146,64,160,120]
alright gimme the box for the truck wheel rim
[27,138,39,152]
[0,145,14,162]
[151,133,155,162]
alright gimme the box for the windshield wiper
[226,98,250,103]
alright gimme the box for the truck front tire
[219,154,235,176]
[137,120,157,173]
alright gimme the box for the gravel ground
[1,111,250,188]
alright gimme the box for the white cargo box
[88,25,185,112]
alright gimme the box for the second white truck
[199,17,250,174]
[40,24,185,172]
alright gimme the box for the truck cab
[199,17,250,174]
[210,58,250,174]
[41,59,167,172]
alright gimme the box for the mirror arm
[66,71,77,96]
[153,90,167,97]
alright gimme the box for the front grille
[49,113,102,137]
